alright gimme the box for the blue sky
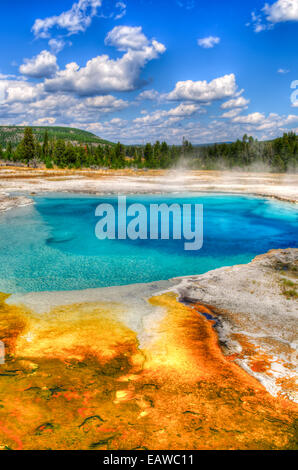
[0,0,298,144]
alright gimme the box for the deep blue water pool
[0,193,297,293]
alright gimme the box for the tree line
[0,127,180,170]
[187,133,298,172]
[0,127,297,172]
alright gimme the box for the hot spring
[0,193,297,293]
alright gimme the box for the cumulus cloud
[221,108,244,119]
[226,111,298,133]
[0,78,44,104]
[197,36,220,48]
[255,113,298,130]
[85,94,129,111]
[19,50,59,78]
[221,96,250,109]
[133,103,199,127]
[264,0,298,23]
[250,0,298,33]
[32,0,102,38]
[167,74,237,102]
[0,72,131,128]
[137,89,161,100]
[105,26,149,50]
[44,29,166,95]
[34,117,57,125]
[5,84,42,103]
[232,112,265,124]
[167,103,199,116]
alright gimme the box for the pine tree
[95,145,105,167]
[144,143,153,168]
[18,127,35,164]
[114,142,126,168]
[64,143,77,168]
[153,141,161,168]
[54,140,66,167]
[133,149,142,168]
[42,130,49,160]
[6,142,13,160]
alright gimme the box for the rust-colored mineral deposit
[0,292,297,450]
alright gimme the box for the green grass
[0,126,115,148]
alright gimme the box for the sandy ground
[0,167,297,212]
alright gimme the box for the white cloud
[221,108,244,119]
[228,111,298,132]
[277,68,290,74]
[34,117,57,125]
[133,110,169,125]
[75,108,297,145]
[232,112,265,124]
[167,103,199,116]
[5,84,42,103]
[167,74,237,102]
[19,50,59,78]
[83,110,298,144]
[133,103,199,126]
[0,78,43,104]
[105,26,149,51]
[197,36,220,48]
[133,112,179,127]
[249,11,270,32]
[0,74,130,126]
[32,0,102,38]
[84,118,128,136]
[264,0,298,23]
[284,114,298,123]
[44,28,166,95]
[256,113,298,129]
[137,89,160,100]
[85,94,129,111]
[48,39,70,54]
[114,2,127,20]
[250,0,298,32]
[221,96,250,109]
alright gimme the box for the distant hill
[0,126,114,148]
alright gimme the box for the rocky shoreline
[173,249,298,402]
[0,193,33,212]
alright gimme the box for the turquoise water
[0,193,297,293]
